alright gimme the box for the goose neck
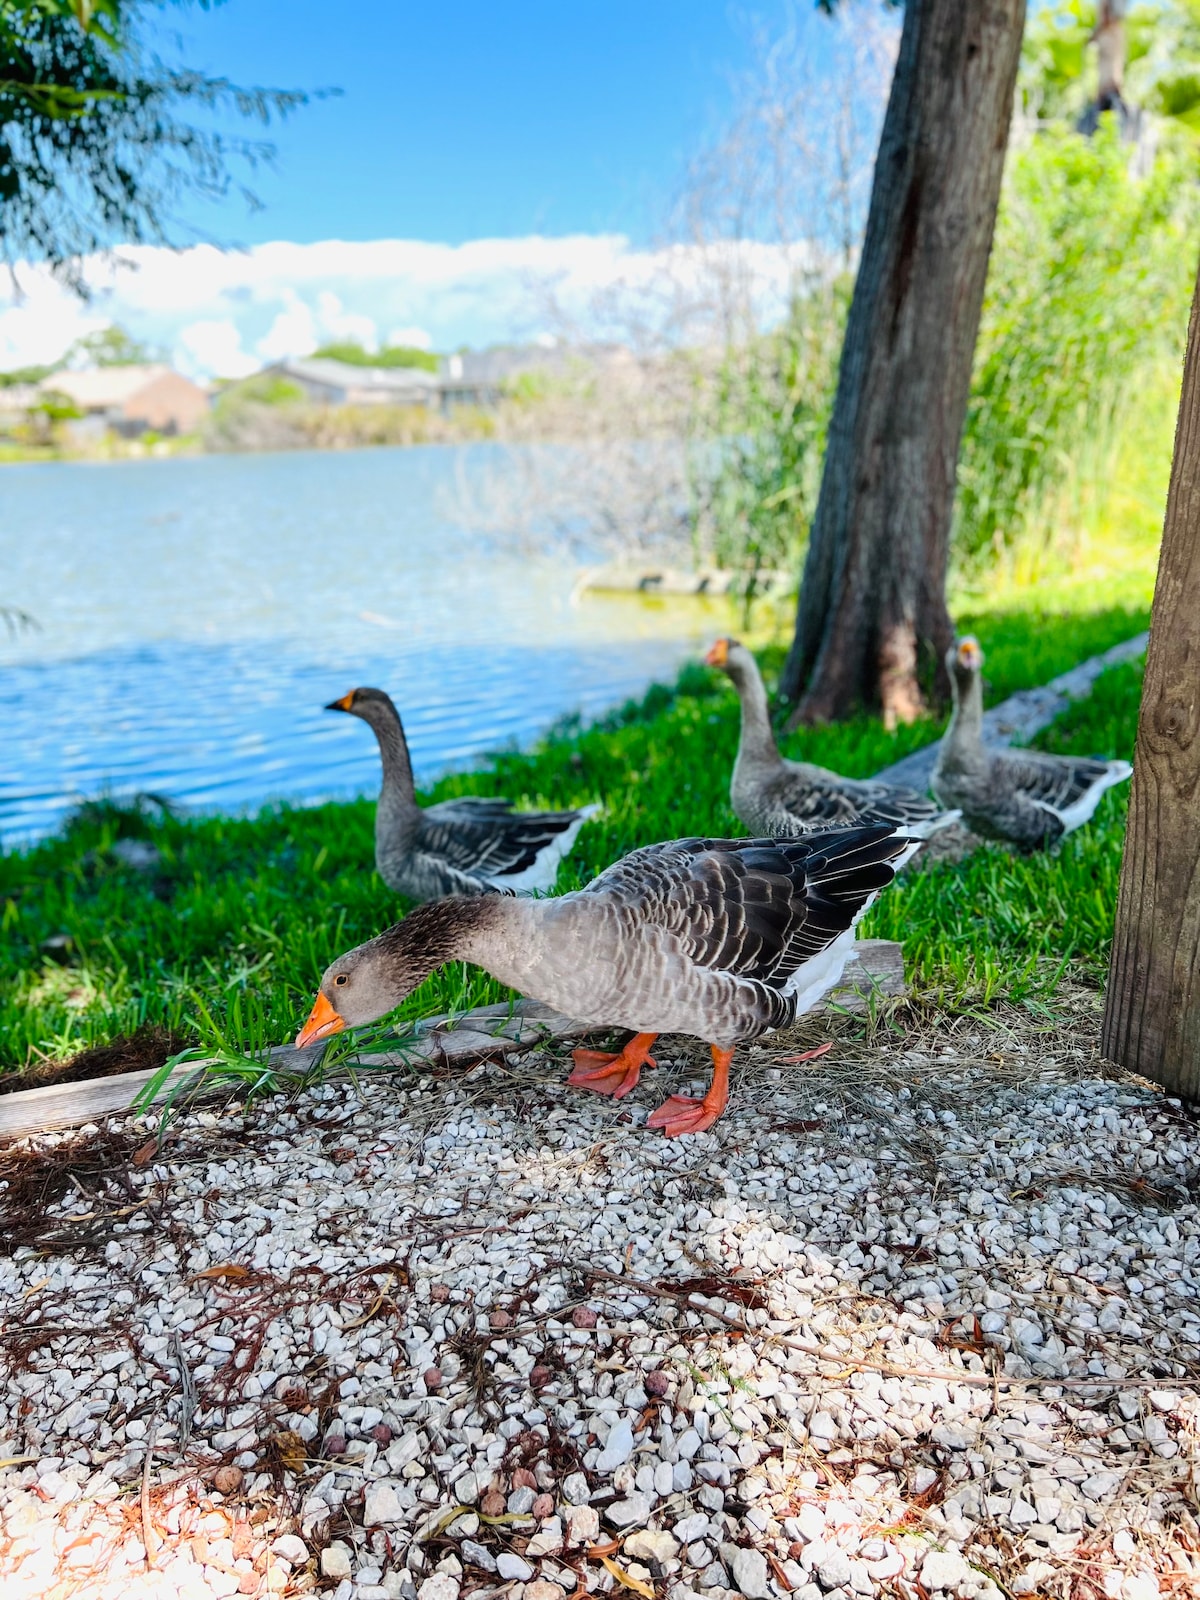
[364,702,418,811]
[946,670,984,752]
[729,660,782,771]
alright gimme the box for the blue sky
[1,2,889,378]
[159,0,798,248]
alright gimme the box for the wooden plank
[872,630,1149,792]
[1102,263,1200,1094]
[0,940,906,1141]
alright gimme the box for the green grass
[0,601,1148,1078]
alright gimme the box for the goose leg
[646,1045,733,1137]
[568,1032,658,1098]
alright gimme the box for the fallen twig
[581,1266,1198,1392]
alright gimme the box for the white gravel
[2,1000,1198,1600]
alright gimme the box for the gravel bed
[2,1000,1199,1600]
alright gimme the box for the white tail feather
[485,803,601,894]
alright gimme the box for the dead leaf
[587,1539,621,1558]
[768,1553,795,1591]
[775,1041,834,1063]
[132,1136,160,1166]
[670,1274,769,1310]
[600,1556,655,1598]
[192,1264,251,1281]
[262,1430,306,1475]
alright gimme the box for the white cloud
[0,234,810,380]
[255,289,318,363]
[315,291,377,351]
[386,325,433,350]
[174,318,257,380]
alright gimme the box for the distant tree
[0,360,53,385]
[0,0,315,286]
[312,341,440,373]
[1024,1,1200,139]
[66,322,158,366]
[779,0,1026,727]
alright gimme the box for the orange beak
[705,639,730,669]
[325,691,356,712]
[956,638,983,670]
[296,992,345,1049]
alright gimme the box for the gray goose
[706,639,958,839]
[931,637,1133,850]
[327,687,598,900]
[297,822,919,1137]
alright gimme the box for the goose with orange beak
[324,686,598,901]
[704,638,958,839]
[932,637,1132,850]
[297,822,920,1137]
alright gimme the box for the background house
[438,344,636,407]
[42,366,210,436]
[262,357,443,407]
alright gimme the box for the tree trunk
[1101,261,1200,1096]
[779,0,1026,728]
[1095,0,1127,111]
[1079,1,1129,133]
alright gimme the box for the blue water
[0,446,710,843]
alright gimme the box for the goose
[326,687,598,900]
[931,637,1133,850]
[296,821,920,1137]
[706,638,959,838]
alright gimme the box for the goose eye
[334,974,348,987]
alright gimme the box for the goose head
[704,637,760,690]
[296,900,497,1049]
[946,636,984,698]
[325,685,399,728]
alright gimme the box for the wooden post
[1102,263,1200,1094]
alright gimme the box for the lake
[0,445,715,844]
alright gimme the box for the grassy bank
[0,596,1148,1082]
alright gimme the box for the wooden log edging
[872,630,1149,791]
[0,940,905,1142]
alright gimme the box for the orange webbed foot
[646,1044,733,1137]
[645,1093,723,1137]
[568,1032,658,1099]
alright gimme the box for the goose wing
[425,796,518,820]
[998,749,1127,813]
[416,803,593,882]
[582,825,913,989]
[762,768,950,836]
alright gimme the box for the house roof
[40,365,195,407]
[274,358,442,394]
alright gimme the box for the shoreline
[0,603,1148,1084]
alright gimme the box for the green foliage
[30,389,82,420]
[691,281,847,614]
[0,598,1147,1074]
[956,122,1200,564]
[312,342,440,373]
[65,322,157,366]
[0,0,313,284]
[1022,1,1200,136]
[0,362,55,385]
[696,6,1199,591]
[216,372,304,408]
